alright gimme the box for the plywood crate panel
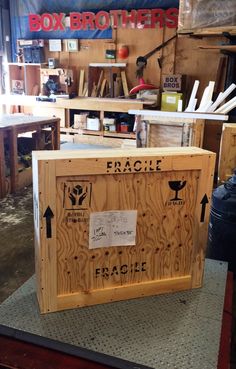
[218,123,236,183]
[32,147,215,313]
[146,117,205,148]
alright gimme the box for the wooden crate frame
[218,123,236,183]
[33,147,215,314]
[145,117,205,148]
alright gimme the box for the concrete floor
[0,185,235,367]
[0,186,34,304]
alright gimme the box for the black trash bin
[207,169,236,273]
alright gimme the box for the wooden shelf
[89,63,126,67]
[199,45,236,52]
[6,62,42,66]
[60,127,136,139]
[178,26,236,36]
[82,129,103,136]
[104,131,135,139]
[60,127,102,136]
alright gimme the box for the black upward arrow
[200,194,209,223]
[43,206,54,239]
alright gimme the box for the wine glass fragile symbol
[168,180,187,201]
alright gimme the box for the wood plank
[179,26,236,36]
[78,69,85,96]
[99,79,107,97]
[121,71,129,96]
[88,66,100,97]
[95,70,104,97]
[89,63,126,67]
[191,153,216,288]
[128,109,228,121]
[91,82,97,97]
[0,95,153,112]
[214,57,228,95]
[104,131,135,139]
[58,276,191,311]
[109,68,114,98]
[147,119,204,148]
[218,123,236,183]
[199,45,236,51]
[82,82,88,97]
[35,160,58,313]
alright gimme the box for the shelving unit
[88,63,127,98]
[7,63,41,95]
[1,93,153,141]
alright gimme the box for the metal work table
[0,114,60,198]
[0,259,228,369]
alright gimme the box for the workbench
[0,115,60,198]
[0,259,231,369]
[0,95,153,133]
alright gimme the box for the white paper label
[89,210,137,249]
[166,96,176,104]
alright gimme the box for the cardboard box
[74,114,88,130]
[33,147,215,313]
[161,92,183,112]
[162,74,185,92]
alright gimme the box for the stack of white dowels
[182,80,236,114]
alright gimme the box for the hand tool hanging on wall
[135,34,177,79]
[130,34,177,95]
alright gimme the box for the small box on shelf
[161,92,183,112]
[86,117,100,131]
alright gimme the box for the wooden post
[0,130,6,198]
[9,127,18,193]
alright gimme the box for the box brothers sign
[29,9,178,32]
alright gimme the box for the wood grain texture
[36,160,58,313]
[33,148,215,313]
[218,123,236,183]
[56,170,197,295]
[191,153,215,288]
[146,118,204,148]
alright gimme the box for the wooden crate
[146,117,205,148]
[32,147,215,314]
[218,123,236,183]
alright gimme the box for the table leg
[52,119,60,150]
[0,131,6,198]
[135,115,147,148]
[9,127,18,193]
[34,128,43,150]
[65,109,70,128]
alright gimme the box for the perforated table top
[0,259,227,369]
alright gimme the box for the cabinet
[7,63,41,95]
[7,64,77,97]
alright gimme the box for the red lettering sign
[29,8,179,32]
